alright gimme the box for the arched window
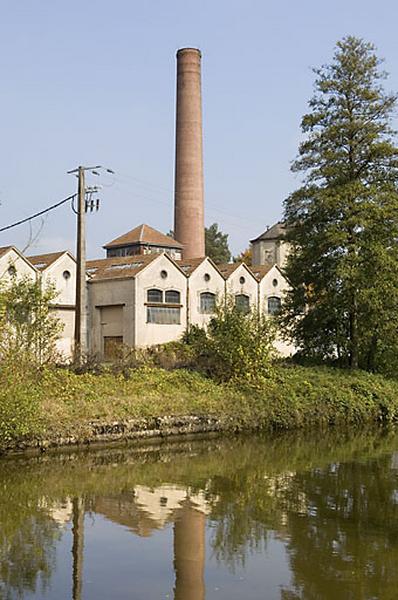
[165,290,180,304]
[147,289,163,303]
[235,294,250,314]
[200,292,216,314]
[268,296,281,315]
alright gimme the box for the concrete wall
[42,254,76,305]
[258,265,295,357]
[187,259,225,328]
[88,278,135,355]
[252,239,290,268]
[40,253,77,359]
[225,264,258,311]
[135,255,187,347]
[52,307,75,358]
[0,249,37,282]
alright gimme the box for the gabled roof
[216,261,257,281]
[104,224,183,250]
[249,264,273,281]
[178,256,220,276]
[27,250,75,271]
[86,252,187,282]
[87,254,158,281]
[250,221,286,244]
[0,246,39,273]
[0,246,13,258]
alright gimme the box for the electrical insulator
[96,199,100,211]
[85,200,89,213]
[90,199,94,212]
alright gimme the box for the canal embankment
[2,363,398,454]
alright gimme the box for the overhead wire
[0,193,76,234]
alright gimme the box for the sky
[1,0,398,258]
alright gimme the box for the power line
[0,193,77,234]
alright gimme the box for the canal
[1,428,398,599]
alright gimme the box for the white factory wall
[187,259,225,328]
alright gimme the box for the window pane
[147,289,163,303]
[268,296,281,315]
[235,294,250,314]
[165,290,180,304]
[200,292,216,314]
[147,306,181,324]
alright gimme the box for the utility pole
[68,164,113,363]
[75,166,87,361]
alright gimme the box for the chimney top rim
[176,47,201,58]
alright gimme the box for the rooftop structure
[103,224,183,260]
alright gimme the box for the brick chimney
[174,48,205,259]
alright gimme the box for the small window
[147,306,180,324]
[239,276,245,285]
[7,265,16,277]
[272,278,278,287]
[204,273,211,282]
[147,289,163,303]
[63,270,71,280]
[160,270,168,279]
[268,296,282,315]
[200,292,216,314]
[235,294,250,314]
[165,290,180,304]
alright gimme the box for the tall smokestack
[174,48,205,259]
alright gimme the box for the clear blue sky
[1,0,398,257]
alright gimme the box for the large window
[235,294,250,314]
[267,296,281,315]
[147,306,180,324]
[146,288,181,324]
[147,288,163,303]
[165,290,180,304]
[200,292,216,314]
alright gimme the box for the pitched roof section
[86,254,160,281]
[27,251,72,271]
[216,262,241,279]
[0,246,13,258]
[104,224,183,250]
[178,257,207,275]
[250,221,286,244]
[250,264,273,281]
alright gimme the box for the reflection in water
[174,502,205,600]
[72,497,84,600]
[1,429,398,599]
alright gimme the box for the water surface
[1,428,398,599]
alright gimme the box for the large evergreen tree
[205,223,231,263]
[282,36,398,371]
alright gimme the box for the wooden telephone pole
[68,165,100,363]
[68,164,112,363]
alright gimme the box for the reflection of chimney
[72,497,85,600]
[174,48,205,259]
[173,503,205,600]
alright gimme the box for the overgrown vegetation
[0,276,62,365]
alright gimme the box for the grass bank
[2,363,398,452]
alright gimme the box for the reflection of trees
[280,456,398,599]
[0,511,60,599]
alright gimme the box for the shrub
[185,299,277,384]
[0,276,62,366]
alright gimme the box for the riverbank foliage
[2,361,398,450]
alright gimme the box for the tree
[234,247,252,266]
[0,275,63,365]
[205,223,231,263]
[282,36,398,371]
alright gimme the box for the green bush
[0,361,43,444]
[185,299,276,384]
